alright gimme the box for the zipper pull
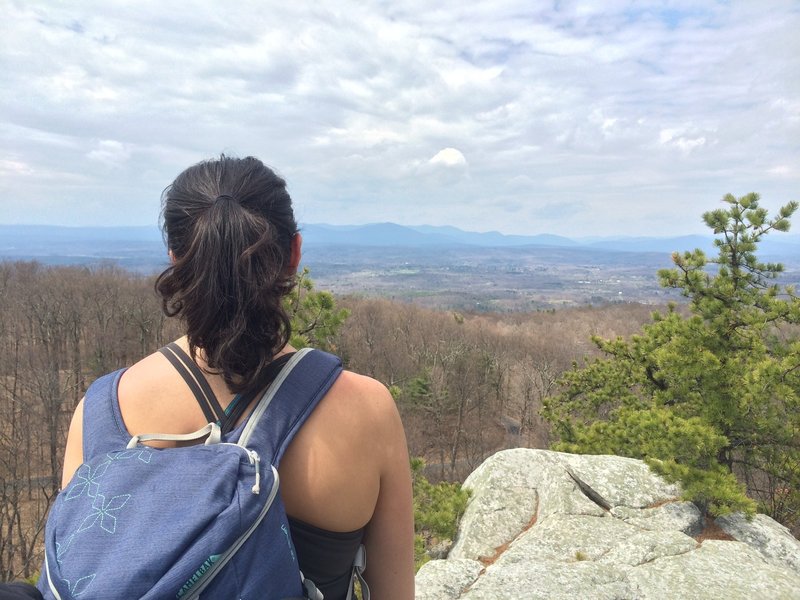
[248,450,261,495]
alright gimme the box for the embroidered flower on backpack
[77,493,132,534]
[65,461,111,500]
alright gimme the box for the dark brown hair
[155,155,298,393]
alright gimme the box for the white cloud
[0,0,798,236]
[86,140,131,167]
[674,137,706,154]
[0,159,34,176]
[429,148,467,168]
[659,128,709,154]
[768,165,795,178]
[439,65,504,89]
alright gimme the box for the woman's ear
[289,233,302,271]
[168,249,176,265]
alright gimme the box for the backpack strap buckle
[299,571,324,600]
[345,544,369,600]
[126,422,222,449]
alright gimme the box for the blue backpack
[38,347,362,600]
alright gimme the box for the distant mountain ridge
[1,223,798,261]
[298,223,799,258]
[300,222,582,248]
[0,224,164,242]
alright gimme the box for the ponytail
[155,156,298,393]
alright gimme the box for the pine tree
[543,193,800,522]
[284,268,350,351]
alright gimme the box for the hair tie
[214,194,235,205]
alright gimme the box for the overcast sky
[2,1,798,237]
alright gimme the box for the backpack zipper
[184,465,281,600]
[43,552,63,600]
[248,450,261,494]
[183,350,312,597]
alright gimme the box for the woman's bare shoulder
[118,352,179,412]
[326,370,408,480]
[325,370,402,430]
[329,369,393,402]
[293,367,406,475]
[119,348,175,394]
[117,341,224,435]
[280,368,405,531]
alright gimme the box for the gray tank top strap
[81,368,131,458]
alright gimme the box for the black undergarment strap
[158,343,225,424]
[288,516,365,600]
[220,353,295,435]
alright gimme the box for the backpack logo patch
[176,554,221,598]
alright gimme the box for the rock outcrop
[416,449,800,599]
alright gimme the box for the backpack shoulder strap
[237,348,342,464]
[81,368,132,458]
[159,342,225,424]
[220,352,294,436]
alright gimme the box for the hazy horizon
[2,220,799,250]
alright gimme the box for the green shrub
[411,457,471,569]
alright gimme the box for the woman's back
[58,155,414,599]
[62,342,413,598]
[115,340,398,533]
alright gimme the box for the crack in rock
[565,465,612,511]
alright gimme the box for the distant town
[2,223,798,311]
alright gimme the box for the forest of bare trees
[337,297,656,480]
[0,261,656,580]
[0,263,184,579]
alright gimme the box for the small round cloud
[429,147,467,167]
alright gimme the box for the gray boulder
[627,540,800,599]
[416,449,800,600]
[716,512,800,573]
[415,559,483,600]
[610,501,703,536]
